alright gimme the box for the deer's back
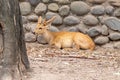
[51,31,95,50]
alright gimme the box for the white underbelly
[61,39,73,48]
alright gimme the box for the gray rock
[83,15,99,26]
[42,0,50,3]
[29,23,37,33]
[63,16,80,25]
[76,23,88,33]
[20,2,31,16]
[101,25,109,36]
[105,6,114,15]
[58,0,70,4]
[102,43,114,48]
[53,0,70,4]
[70,1,90,15]
[37,35,47,44]
[28,0,40,6]
[35,3,47,15]
[94,36,109,45]
[23,24,30,32]
[22,16,28,24]
[45,12,63,25]
[25,32,36,42]
[49,26,59,32]
[104,17,120,31]
[109,32,120,40]
[108,0,120,7]
[19,0,26,2]
[97,16,104,24]
[27,14,38,22]
[65,27,79,32]
[91,5,105,16]
[87,27,101,37]
[25,23,37,32]
[52,0,59,2]
[59,5,70,17]
[23,25,27,33]
[48,3,59,12]
[114,42,120,49]
[114,8,120,17]
[87,0,106,4]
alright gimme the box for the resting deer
[34,16,95,51]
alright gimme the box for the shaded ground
[23,42,120,80]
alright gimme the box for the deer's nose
[33,31,35,34]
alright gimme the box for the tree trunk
[0,0,30,80]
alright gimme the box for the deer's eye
[39,28,42,29]
[43,23,46,26]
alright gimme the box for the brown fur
[34,16,95,50]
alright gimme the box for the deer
[34,16,95,51]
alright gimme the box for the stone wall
[19,0,120,46]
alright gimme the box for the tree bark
[0,0,30,80]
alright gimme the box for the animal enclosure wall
[19,0,120,46]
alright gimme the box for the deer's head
[34,16,56,35]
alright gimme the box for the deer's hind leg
[74,43,80,50]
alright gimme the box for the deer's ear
[38,16,42,23]
[46,16,56,24]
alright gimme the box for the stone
[97,16,104,24]
[29,23,37,33]
[48,3,59,12]
[105,6,114,15]
[19,0,26,2]
[35,3,47,15]
[24,24,31,32]
[102,43,114,48]
[37,35,47,44]
[22,16,28,24]
[114,8,120,17]
[76,23,88,33]
[28,0,41,6]
[94,36,109,45]
[63,16,80,25]
[42,0,50,3]
[65,27,79,32]
[58,0,70,4]
[110,3,120,7]
[114,42,120,49]
[23,24,27,33]
[87,27,101,37]
[87,0,106,4]
[83,15,99,26]
[109,32,120,40]
[27,14,38,22]
[20,2,31,16]
[108,0,120,3]
[25,32,36,42]
[108,0,120,7]
[25,23,37,32]
[104,17,120,31]
[59,5,70,17]
[70,1,90,15]
[91,5,105,16]
[53,0,70,4]
[45,12,63,25]
[101,25,109,36]
[23,24,30,32]
[49,26,59,32]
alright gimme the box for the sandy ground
[24,42,120,80]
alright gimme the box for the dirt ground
[25,42,120,80]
